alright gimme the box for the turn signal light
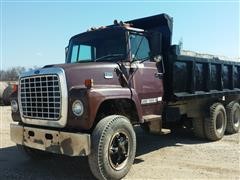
[84,79,93,88]
[12,84,18,93]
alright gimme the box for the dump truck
[10,14,240,180]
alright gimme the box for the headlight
[72,100,84,116]
[11,100,18,112]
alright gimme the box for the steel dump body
[164,52,240,102]
[126,14,240,102]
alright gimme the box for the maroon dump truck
[10,14,240,180]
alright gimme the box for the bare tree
[0,66,39,81]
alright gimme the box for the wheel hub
[109,132,129,170]
[216,112,224,134]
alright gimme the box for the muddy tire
[17,145,52,160]
[226,102,240,134]
[204,103,227,141]
[88,115,136,180]
[192,118,205,139]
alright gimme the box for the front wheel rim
[108,131,130,171]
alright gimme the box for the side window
[70,44,95,62]
[79,45,92,60]
[71,45,79,62]
[130,34,150,60]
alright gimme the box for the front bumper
[10,123,91,156]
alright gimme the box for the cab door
[129,33,164,116]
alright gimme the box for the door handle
[155,73,163,79]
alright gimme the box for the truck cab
[64,24,165,126]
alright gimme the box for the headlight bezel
[72,100,84,117]
[11,100,19,113]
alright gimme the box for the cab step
[143,114,161,122]
[143,115,171,134]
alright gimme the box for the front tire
[88,115,136,180]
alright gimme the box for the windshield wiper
[95,54,124,62]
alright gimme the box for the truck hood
[44,62,121,90]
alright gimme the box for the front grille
[20,75,61,120]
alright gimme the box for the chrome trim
[20,74,61,121]
[18,67,68,128]
[141,97,162,105]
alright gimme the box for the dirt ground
[0,106,239,180]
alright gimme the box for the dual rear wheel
[193,101,240,141]
[226,102,240,134]
[204,103,227,141]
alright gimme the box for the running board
[143,115,171,134]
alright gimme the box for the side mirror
[153,55,162,63]
[155,54,165,74]
[65,46,69,62]
[149,32,162,59]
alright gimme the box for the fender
[87,87,143,128]
[67,87,143,130]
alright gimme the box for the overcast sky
[1,1,239,70]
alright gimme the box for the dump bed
[164,48,240,102]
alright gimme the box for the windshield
[67,28,127,63]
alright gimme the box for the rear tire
[226,102,240,134]
[204,103,227,141]
[192,118,205,139]
[88,115,136,180]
